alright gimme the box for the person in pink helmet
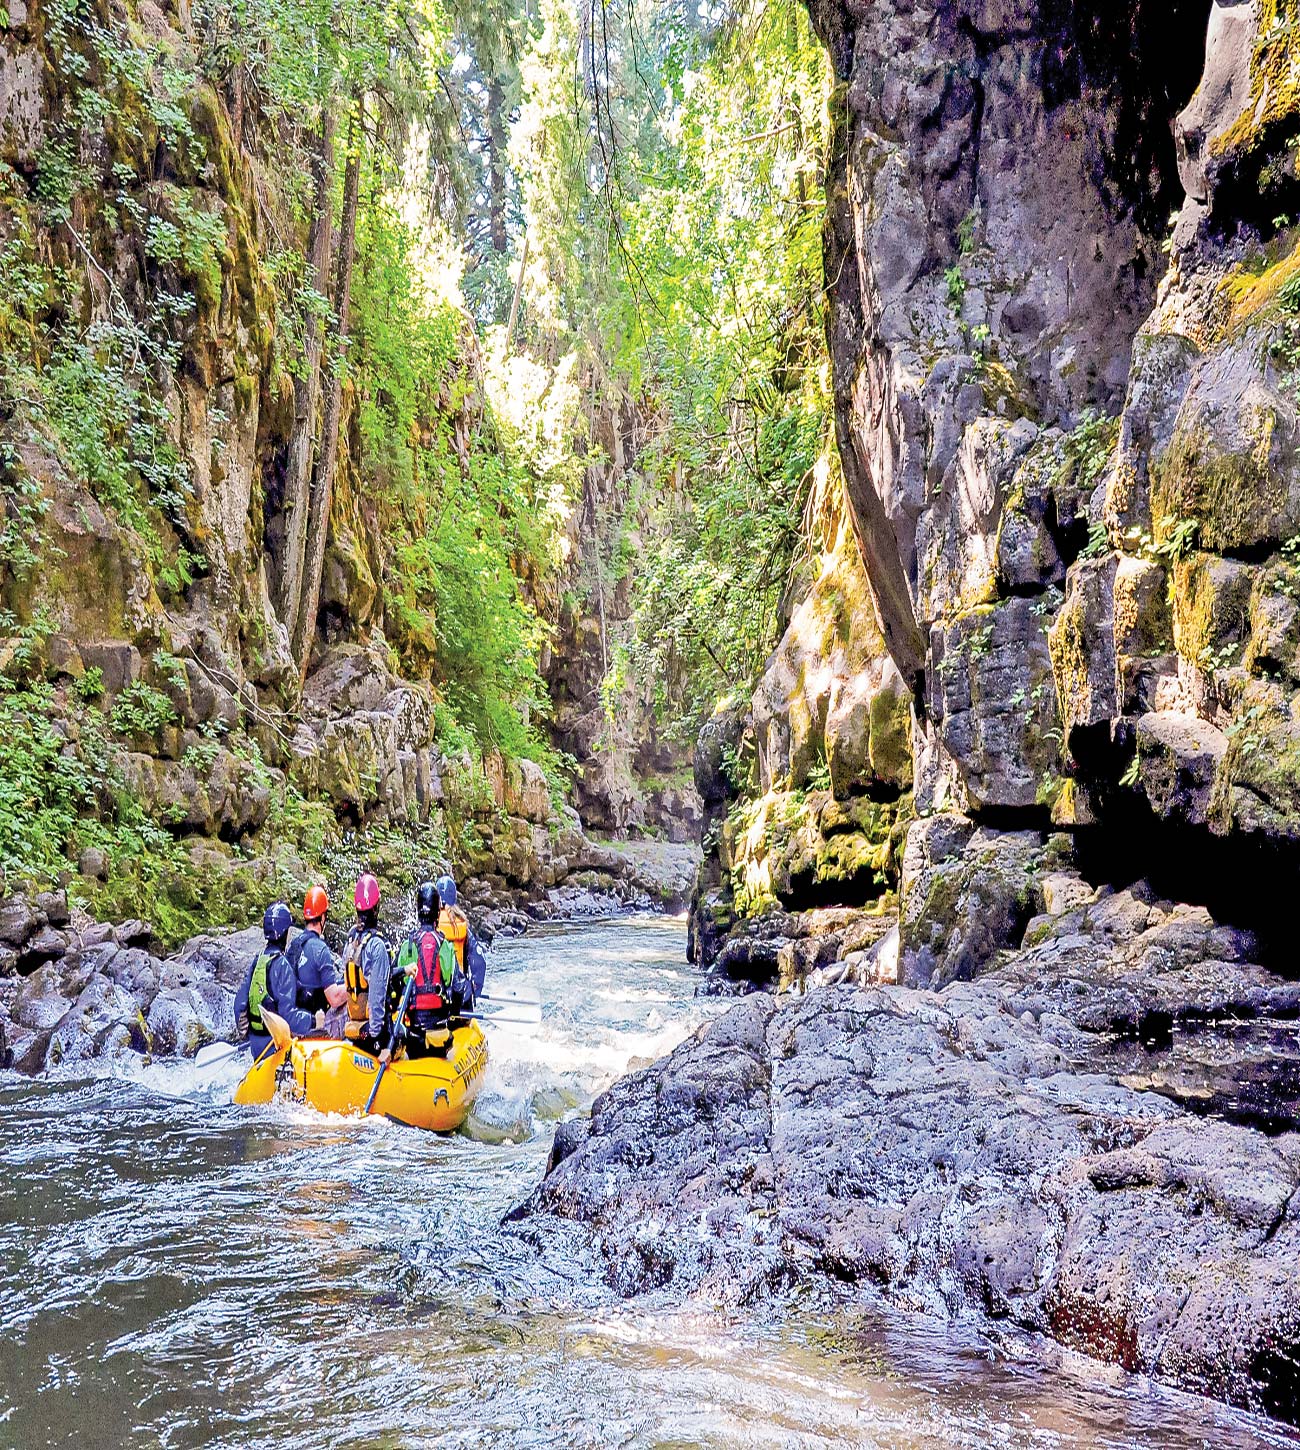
[341,873,398,1056]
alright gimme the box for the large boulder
[45,975,151,1071]
[521,929,1300,1423]
[1135,711,1228,829]
[146,987,217,1056]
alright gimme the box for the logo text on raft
[353,1055,376,1072]
[455,1038,489,1085]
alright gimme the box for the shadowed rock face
[787,0,1300,884]
[805,0,1199,717]
[522,898,1300,1422]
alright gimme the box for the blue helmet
[434,874,457,908]
[262,901,292,942]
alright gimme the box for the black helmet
[262,901,292,943]
[415,880,440,924]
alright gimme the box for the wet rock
[75,921,115,949]
[146,987,216,1056]
[522,932,1300,1421]
[0,36,45,168]
[100,947,161,1013]
[112,919,153,949]
[35,890,70,928]
[694,697,751,808]
[8,1023,45,1072]
[0,893,44,951]
[19,924,68,968]
[752,527,912,797]
[521,994,784,1298]
[1051,556,1119,747]
[45,974,151,1070]
[611,840,701,912]
[1135,711,1228,829]
[928,596,1061,811]
[172,927,263,990]
[77,640,142,701]
[14,958,91,1033]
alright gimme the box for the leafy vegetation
[505,0,834,742]
[0,0,844,922]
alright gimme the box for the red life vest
[403,927,457,1017]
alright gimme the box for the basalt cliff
[523,0,1300,1425]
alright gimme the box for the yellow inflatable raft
[233,1020,489,1133]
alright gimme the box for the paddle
[364,972,415,1115]
[193,1041,241,1070]
[479,983,541,1009]
[262,1008,293,1051]
[466,997,542,1026]
[200,1006,294,1074]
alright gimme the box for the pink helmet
[354,873,380,912]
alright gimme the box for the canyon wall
[535,2,1300,1422]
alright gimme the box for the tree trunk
[504,232,529,354]
[278,109,335,637]
[487,77,509,254]
[292,99,363,677]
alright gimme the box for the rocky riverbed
[521,865,1300,1427]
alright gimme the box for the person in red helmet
[341,873,399,1056]
[286,884,348,1037]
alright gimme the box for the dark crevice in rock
[1072,810,1300,973]
[781,870,891,913]
[1203,113,1300,245]
[1043,0,1215,234]
[967,802,1053,833]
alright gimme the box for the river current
[0,916,1295,1449]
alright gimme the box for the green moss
[867,685,912,787]
[1171,553,1253,666]
[1048,593,1092,723]
[1211,720,1300,835]
[1211,1,1300,160]
[1151,417,1288,554]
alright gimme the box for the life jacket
[344,929,374,1024]
[396,926,458,1024]
[438,905,468,969]
[247,950,279,1036]
[286,930,330,1014]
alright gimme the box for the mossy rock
[1171,552,1254,668]
[1151,366,1300,554]
[1211,719,1300,841]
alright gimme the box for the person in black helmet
[392,882,468,1056]
[234,902,319,1058]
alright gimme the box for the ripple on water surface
[0,917,1295,1449]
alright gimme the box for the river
[0,916,1295,1449]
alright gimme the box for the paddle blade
[193,1041,239,1069]
[262,1008,292,1051]
[480,984,541,1009]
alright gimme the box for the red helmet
[354,873,380,912]
[303,884,329,921]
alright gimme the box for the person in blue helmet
[234,902,320,1058]
[434,874,487,1005]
